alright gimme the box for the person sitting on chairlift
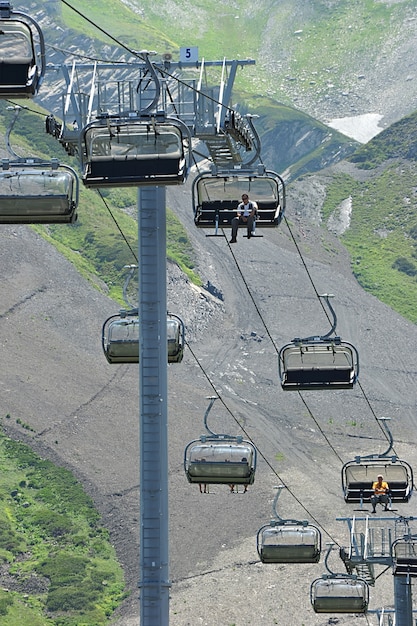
[371,474,390,513]
[229,194,257,243]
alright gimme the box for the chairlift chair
[0,159,78,223]
[184,397,256,487]
[257,520,321,564]
[392,536,417,576]
[0,2,45,98]
[279,338,359,390]
[184,438,256,486]
[310,575,369,614]
[257,486,321,563]
[342,418,414,506]
[81,115,191,188]
[192,167,285,235]
[278,295,359,390]
[102,310,185,364]
[342,458,413,505]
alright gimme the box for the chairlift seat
[84,153,185,188]
[258,524,321,564]
[102,314,184,364]
[284,365,353,386]
[279,341,358,390]
[194,199,280,228]
[393,558,417,577]
[311,577,369,614]
[342,460,413,503]
[0,20,41,97]
[0,56,33,91]
[184,442,256,485]
[0,167,78,223]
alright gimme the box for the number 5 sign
[180,47,198,63]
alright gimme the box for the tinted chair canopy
[258,521,321,564]
[310,575,369,614]
[102,310,185,364]
[81,115,190,188]
[184,439,256,485]
[0,159,78,223]
[0,2,45,98]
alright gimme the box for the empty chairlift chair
[342,418,413,508]
[102,310,185,364]
[0,159,78,223]
[0,2,45,98]
[81,115,191,188]
[192,166,285,235]
[310,575,369,614]
[310,543,369,614]
[278,294,359,390]
[184,397,256,489]
[392,536,417,577]
[257,486,321,564]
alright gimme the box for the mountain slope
[1,178,417,624]
[2,4,417,624]
[288,110,417,323]
[49,0,417,131]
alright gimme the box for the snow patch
[327,113,384,143]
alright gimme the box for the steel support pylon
[394,574,413,626]
[138,186,170,625]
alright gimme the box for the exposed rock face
[259,118,358,178]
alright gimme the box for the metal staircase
[199,132,245,166]
[352,561,376,586]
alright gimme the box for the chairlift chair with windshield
[81,114,191,188]
[101,265,186,364]
[184,397,257,488]
[102,309,185,364]
[310,544,369,614]
[278,294,359,391]
[311,575,369,614]
[0,1,45,98]
[0,158,78,223]
[257,486,321,564]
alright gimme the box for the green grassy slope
[320,112,417,323]
[0,427,126,626]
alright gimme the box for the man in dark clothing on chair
[229,193,257,243]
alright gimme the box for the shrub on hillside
[392,256,417,276]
